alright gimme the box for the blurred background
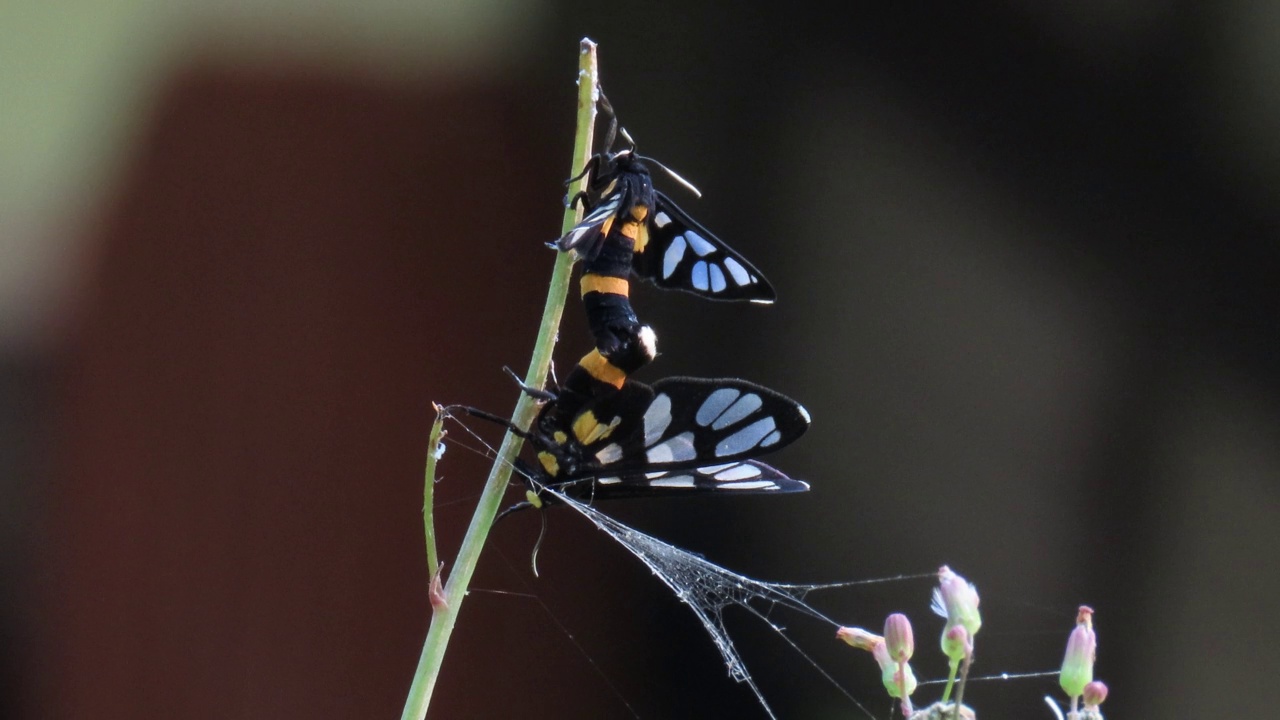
[3,1,1278,718]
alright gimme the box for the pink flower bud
[1060,606,1097,698]
[932,566,982,638]
[838,625,916,705]
[940,623,970,661]
[884,613,914,663]
[1083,680,1108,708]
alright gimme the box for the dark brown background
[4,2,1278,718]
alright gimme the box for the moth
[553,98,778,399]
[468,375,810,514]
[559,107,776,305]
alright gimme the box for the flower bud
[932,566,982,638]
[838,625,916,705]
[1060,606,1097,698]
[884,613,914,663]
[1083,680,1108,708]
[941,623,969,661]
[864,631,916,702]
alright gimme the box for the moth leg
[597,91,618,151]
[502,366,557,402]
[457,406,536,441]
[564,154,600,186]
[494,500,534,524]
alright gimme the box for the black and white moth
[474,375,811,512]
[560,146,776,304]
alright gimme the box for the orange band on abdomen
[580,274,630,297]
[578,349,627,388]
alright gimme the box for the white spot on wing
[654,211,672,227]
[798,406,811,424]
[696,388,740,426]
[711,393,763,430]
[587,196,620,221]
[650,475,696,488]
[715,417,777,457]
[663,236,687,279]
[721,480,776,490]
[643,393,673,445]
[714,464,763,481]
[709,264,726,292]
[597,477,622,485]
[723,257,751,285]
[697,463,734,474]
[646,432,697,463]
[692,261,709,290]
[686,230,715,256]
[595,443,624,464]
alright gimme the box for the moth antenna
[619,127,637,152]
[638,154,703,198]
[530,510,549,577]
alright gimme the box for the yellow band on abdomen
[580,274,630,297]
[578,349,627,388]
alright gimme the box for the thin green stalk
[941,657,959,703]
[422,405,446,575]
[400,38,600,720]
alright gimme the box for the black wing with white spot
[633,193,776,303]
[561,376,809,481]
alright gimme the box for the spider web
[548,488,892,720]
[439,412,919,718]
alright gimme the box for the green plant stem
[422,406,446,575]
[399,38,600,720]
[941,657,959,703]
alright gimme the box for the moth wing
[632,192,776,303]
[556,191,622,257]
[565,376,809,479]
